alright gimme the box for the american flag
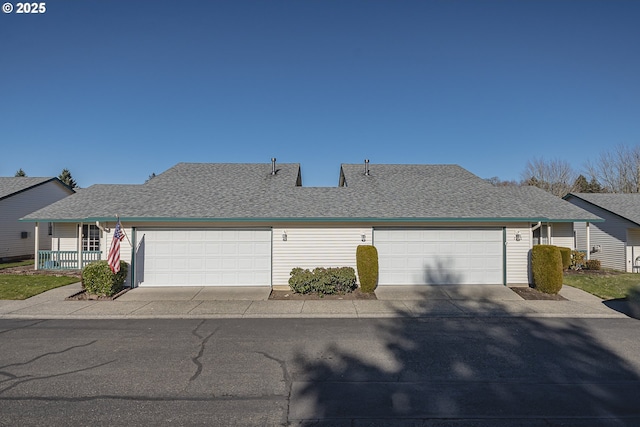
[107,219,125,273]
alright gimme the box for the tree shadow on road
[290,286,640,426]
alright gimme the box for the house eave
[20,216,604,224]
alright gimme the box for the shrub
[289,266,357,295]
[558,247,571,271]
[585,259,601,270]
[356,245,379,293]
[531,245,563,294]
[570,250,586,270]
[82,260,128,296]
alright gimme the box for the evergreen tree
[14,168,26,177]
[58,168,78,189]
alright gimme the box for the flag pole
[115,215,133,248]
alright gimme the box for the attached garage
[136,229,271,287]
[374,228,504,285]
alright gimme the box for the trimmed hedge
[289,267,357,295]
[531,245,563,294]
[356,245,378,293]
[82,260,128,296]
[558,247,571,271]
[585,259,601,270]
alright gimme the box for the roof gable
[565,193,640,226]
[0,177,73,201]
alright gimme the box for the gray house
[22,161,599,288]
[564,193,640,272]
[0,177,75,262]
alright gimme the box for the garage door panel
[138,229,271,287]
[375,229,503,285]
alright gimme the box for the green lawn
[0,275,79,300]
[563,271,640,300]
[0,260,34,269]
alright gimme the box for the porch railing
[37,250,102,270]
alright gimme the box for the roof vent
[271,158,277,175]
[364,159,370,176]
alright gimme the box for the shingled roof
[0,177,71,201]
[21,162,601,223]
[565,193,640,226]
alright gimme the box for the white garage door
[136,229,271,287]
[374,229,504,285]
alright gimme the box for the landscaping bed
[269,288,377,300]
[510,286,566,301]
[65,288,130,301]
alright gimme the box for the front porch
[37,250,102,270]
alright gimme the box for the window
[82,224,100,252]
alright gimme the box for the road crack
[255,351,292,426]
[189,320,219,382]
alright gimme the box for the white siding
[272,227,371,287]
[566,197,633,271]
[506,224,530,285]
[0,181,72,259]
[551,222,575,250]
[51,223,78,251]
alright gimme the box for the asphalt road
[1,317,640,426]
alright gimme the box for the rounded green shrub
[288,266,357,295]
[356,245,379,293]
[531,245,563,294]
[558,247,571,271]
[82,260,129,296]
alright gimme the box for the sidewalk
[0,283,633,320]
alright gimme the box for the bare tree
[586,144,640,193]
[521,157,578,197]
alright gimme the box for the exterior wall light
[282,231,287,241]
[515,231,522,241]
[361,233,366,242]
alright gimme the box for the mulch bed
[269,289,377,300]
[510,286,567,301]
[0,264,82,278]
[65,288,131,301]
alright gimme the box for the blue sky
[2,0,639,187]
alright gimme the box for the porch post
[34,222,39,270]
[586,222,590,261]
[78,223,83,270]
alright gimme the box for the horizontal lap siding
[1,182,71,258]
[551,223,574,250]
[506,224,530,285]
[272,228,371,287]
[567,198,630,271]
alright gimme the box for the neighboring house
[564,193,640,272]
[22,161,600,288]
[0,177,75,262]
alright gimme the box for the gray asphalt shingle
[0,177,58,200]
[566,193,640,226]
[21,162,601,222]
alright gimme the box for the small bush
[558,247,571,271]
[82,260,128,296]
[531,245,563,294]
[570,250,586,270]
[289,266,357,295]
[356,245,379,293]
[585,259,601,270]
